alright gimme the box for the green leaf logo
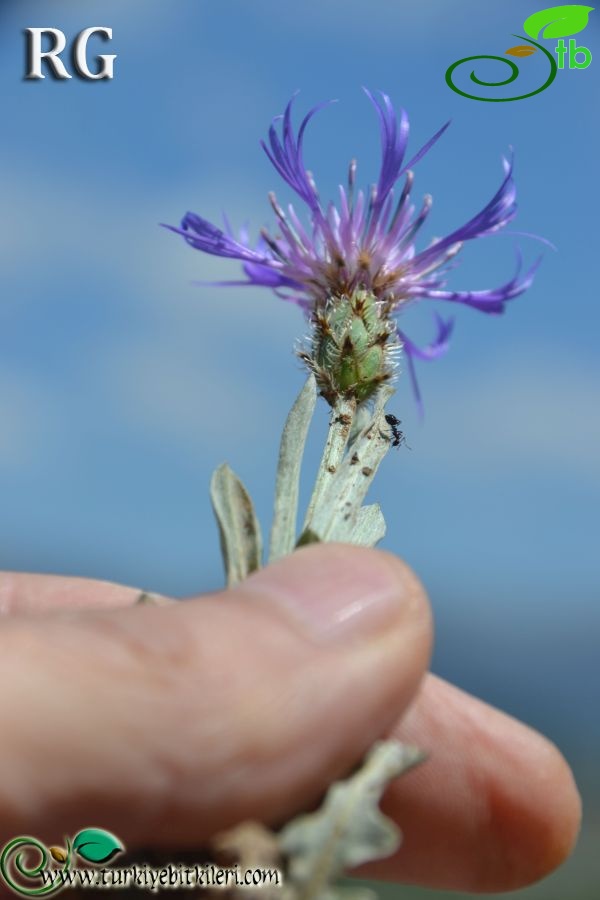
[523,5,594,39]
[72,829,123,864]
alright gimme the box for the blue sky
[0,3,599,891]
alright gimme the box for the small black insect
[384,413,407,449]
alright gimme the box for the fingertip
[235,542,432,652]
[366,676,581,893]
[480,732,582,892]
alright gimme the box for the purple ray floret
[163,213,268,263]
[164,91,541,402]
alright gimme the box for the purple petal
[162,213,267,263]
[412,156,517,273]
[412,253,542,313]
[363,88,409,213]
[503,230,557,251]
[191,264,303,291]
[260,95,334,213]
[398,119,451,177]
[398,313,455,360]
[364,88,449,218]
[397,313,455,416]
[242,261,303,289]
[402,345,424,416]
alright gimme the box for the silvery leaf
[279,740,424,900]
[270,376,317,562]
[301,387,395,544]
[210,463,263,585]
[350,505,386,547]
[303,395,357,531]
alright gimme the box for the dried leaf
[210,463,263,585]
[270,377,317,562]
[505,45,537,56]
[279,740,424,900]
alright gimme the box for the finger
[361,673,581,893]
[0,572,143,615]
[0,544,432,849]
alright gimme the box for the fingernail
[239,545,415,641]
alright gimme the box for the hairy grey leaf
[279,740,424,900]
[210,463,263,585]
[350,504,386,547]
[301,387,395,544]
[347,404,371,448]
[270,377,317,562]
[303,395,357,531]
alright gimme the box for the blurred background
[0,1,598,896]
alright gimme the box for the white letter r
[25,28,72,80]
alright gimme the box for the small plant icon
[0,828,124,896]
[446,4,594,101]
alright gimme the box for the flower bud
[299,291,399,405]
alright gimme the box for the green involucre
[301,291,398,405]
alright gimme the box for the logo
[24,27,116,81]
[446,4,593,101]
[0,829,282,895]
[0,828,123,895]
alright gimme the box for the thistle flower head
[165,90,540,408]
[298,290,399,405]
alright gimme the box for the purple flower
[165,90,540,407]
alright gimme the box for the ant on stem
[384,413,409,449]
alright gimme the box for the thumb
[0,544,431,847]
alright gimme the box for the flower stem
[300,387,395,545]
[302,395,357,532]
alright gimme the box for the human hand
[0,545,580,892]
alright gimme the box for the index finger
[0,572,143,616]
